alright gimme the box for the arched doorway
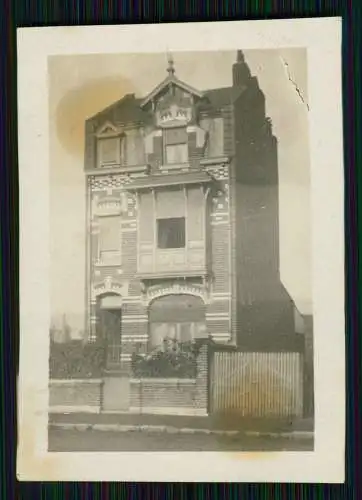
[148,294,206,349]
[96,292,122,367]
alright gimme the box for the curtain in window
[149,322,206,348]
[149,294,206,348]
[157,218,185,249]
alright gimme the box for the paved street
[48,429,314,452]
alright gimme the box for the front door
[98,308,122,367]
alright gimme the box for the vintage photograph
[47,48,314,452]
[17,20,344,482]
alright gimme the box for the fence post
[195,342,208,415]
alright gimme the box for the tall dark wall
[231,52,295,342]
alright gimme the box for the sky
[48,49,311,332]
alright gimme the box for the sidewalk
[49,412,314,439]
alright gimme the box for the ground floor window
[148,293,206,350]
[150,321,206,349]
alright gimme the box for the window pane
[150,323,168,348]
[164,127,188,145]
[166,144,188,164]
[179,323,193,343]
[98,137,119,165]
[157,217,185,249]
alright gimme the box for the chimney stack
[232,50,251,87]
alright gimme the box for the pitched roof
[87,84,246,126]
[140,74,204,108]
[202,86,246,108]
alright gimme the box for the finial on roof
[167,52,175,76]
[236,50,245,63]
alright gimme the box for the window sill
[86,164,150,176]
[137,268,207,280]
[159,163,190,172]
[199,156,230,166]
[94,261,122,269]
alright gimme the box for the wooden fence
[209,349,304,418]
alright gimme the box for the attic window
[163,127,188,165]
[97,136,123,167]
[161,111,172,121]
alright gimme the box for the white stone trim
[49,405,100,414]
[120,354,132,360]
[129,407,207,416]
[207,317,230,321]
[211,211,229,217]
[122,334,148,338]
[211,220,229,226]
[211,295,231,301]
[206,312,229,317]
[50,379,102,385]
[122,314,148,320]
[122,318,148,323]
[122,336,148,342]
[131,378,196,384]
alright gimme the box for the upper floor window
[97,136,124,168]
[97,215,121,265]
[157,217,185,249]
[165,144,188,164]
[163,127,188,165]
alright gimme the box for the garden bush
[131,338,201,379]
[49,339,106,379]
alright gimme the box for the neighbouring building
[83,52,312,413]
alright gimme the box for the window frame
[162,126,189,166]
[96,133,124,168]
[156,216,186,250]
[96,214,122,266]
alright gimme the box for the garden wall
[49,379,102,413]
[129,343,209,416]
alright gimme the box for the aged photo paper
[17,19,345,482]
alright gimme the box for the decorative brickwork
[82,53,307,419]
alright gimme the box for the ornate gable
[95,121,123,138]
[140,55,204,129]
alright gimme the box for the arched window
[148,294,206,348]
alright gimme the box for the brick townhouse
[83,51,308,380]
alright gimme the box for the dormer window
[96,123,125,168]
[176,109,187,118]
[163,127,188,165]
[161,111,172,121]
[98,137,121,166]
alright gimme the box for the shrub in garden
[131,338,201,378]
[49,339,106,379]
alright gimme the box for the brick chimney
[232,50,252,87]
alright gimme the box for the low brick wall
[130,378,196,412]
[49,379,102,413]
[129,344,209,416]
